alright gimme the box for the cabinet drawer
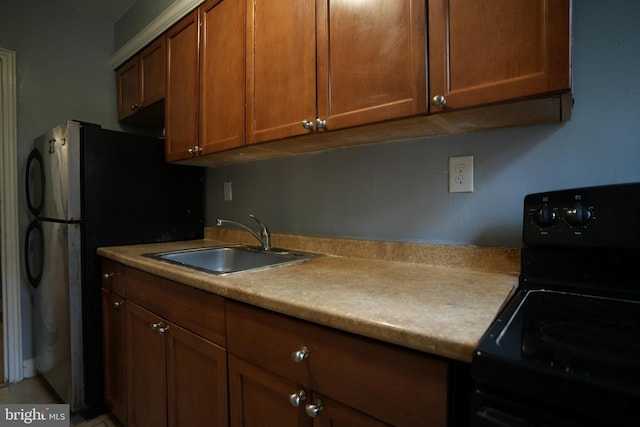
[226,301,448,426]
[126,267,226,346]
[102,259,125,296]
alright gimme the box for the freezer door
[33,121,81,221]
[34,220,84,411]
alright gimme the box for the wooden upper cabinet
[139,38,165,108]
[117,37,165,123]
[246,0,317,145]
[316,0,427,130]
[117,58,139,120]
[165,10,200,161]
[199,0,246,153]
[246,0,426,145]
[428,0,571,112]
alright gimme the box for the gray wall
[1,0,120,361]
[114,0,176,49]
[206,0,640,248]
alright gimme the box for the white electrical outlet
[449,155,474,193]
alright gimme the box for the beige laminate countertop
[97,233,518,363]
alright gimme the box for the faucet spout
[216,214,271,251]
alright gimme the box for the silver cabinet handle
[291,346,309,363]
[151,322,170,334]
[188,146,203,156]
[431,95,447,108]
[315,118,327,129]
[103,273,114,279]
[289,389,306,407]
[305,400,324,418]
[130,104,140,111]
[302,120,314,130]
[112,300,124,308]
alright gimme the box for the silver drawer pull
[291,346,309,363]
[289,389,306,407]
[112,300,124,308]
[305,400,324,417]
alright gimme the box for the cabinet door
[428,0,571,112]
[127,303,168,427]
[311,394,391,427]
[228,355,310,427]
[139,37,165,108]
[316,0,426,130]
[246,0,317,145]
[117,56,140,120]
[101,289,127,425]
[165,10,200,161]
[167,323,228,427]
[200,0,245,154]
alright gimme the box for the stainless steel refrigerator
[24,121,203,416]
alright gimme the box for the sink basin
[145,245,320,275]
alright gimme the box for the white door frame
[0,47,23,383]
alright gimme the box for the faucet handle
[249,214,271,250]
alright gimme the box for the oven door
[472,288,640,427]
[473,387,582,427]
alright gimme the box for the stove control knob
[534,206,556,227]
[565,204,593,227]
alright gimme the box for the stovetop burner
[504,290,640,394]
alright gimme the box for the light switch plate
[223,181,233,201]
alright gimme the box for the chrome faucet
[216,214,271,251]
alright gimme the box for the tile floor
[0,376,119,426]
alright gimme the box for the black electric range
[472,183,640,427]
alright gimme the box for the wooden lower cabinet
[101,261,228,427]
[126,302,167,427]
[102,261,453,427]
[226,301,448,427]
[167,321,228,427]
[101,288,127,425]
[229,355,391,427]
[229,355,309,427]
[102,261,127,425]
[126,302,228,427]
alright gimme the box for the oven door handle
[475,406,536,427]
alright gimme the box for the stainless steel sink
[145,245,320,275]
